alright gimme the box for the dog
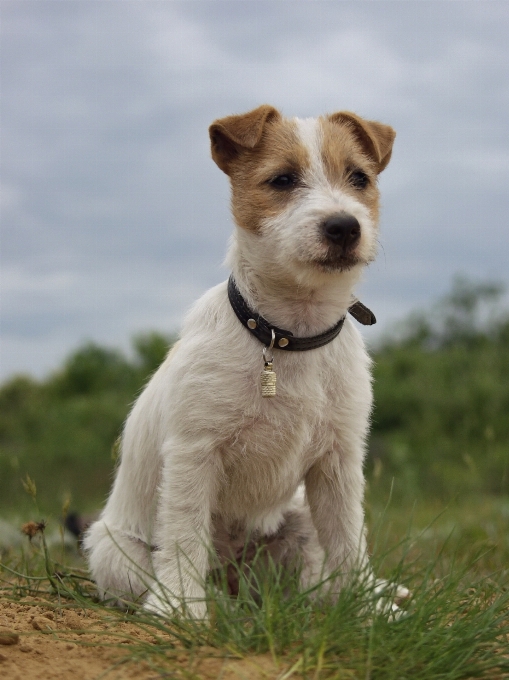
[84,105,398,619]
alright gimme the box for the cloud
[1,0,508,379]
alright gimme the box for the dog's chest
[171,289,370,517]
[215,356,337,515]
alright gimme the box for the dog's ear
[328,111,396,173]
[209,105,281,175]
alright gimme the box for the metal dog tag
[261,329,277,397]
[261,361,277,397]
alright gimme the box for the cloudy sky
[1,0,508,380]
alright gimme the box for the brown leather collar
[227,276,376,351]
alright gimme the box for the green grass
[2,496,508,679]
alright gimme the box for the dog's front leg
[144,440,221,620]
[305,449,367,593]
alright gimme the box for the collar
[227,275,376,352]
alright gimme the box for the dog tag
[261,361,277,397]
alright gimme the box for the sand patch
[0,597,291,679]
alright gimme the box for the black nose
[322,213,361,248]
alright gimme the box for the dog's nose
[322,213,361,248]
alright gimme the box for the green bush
[0,334,175,515]
[370,278,509,498]
[1,278,508,515]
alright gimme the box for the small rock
[0,630,19,645]
[19,643,32,653]
[0,652,8,661]
[64,612,82,630]
[32,616,54,632]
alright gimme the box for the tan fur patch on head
[327,111,396,173]
[227,118,310,232]
[320,117,381,223]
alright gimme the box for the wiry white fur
[84,112,382,619]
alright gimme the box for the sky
[1,0,508,381]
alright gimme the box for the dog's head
[210,105,395,284]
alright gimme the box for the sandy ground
[0,597,284,680]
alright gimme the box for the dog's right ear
[209,105,281,175]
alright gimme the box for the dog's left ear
[209,105,281,175]
[328,111,396,173]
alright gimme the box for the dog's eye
[349,170,369,190]
[269,173,298,190]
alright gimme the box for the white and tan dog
[84,105,396,618]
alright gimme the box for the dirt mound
[0,597,281,679]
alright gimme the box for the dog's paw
[372,579,411,620]
[144,587,208,620]
[374,579,410,602]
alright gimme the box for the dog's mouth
[311,248,363,272]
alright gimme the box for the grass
[2,496,508,679]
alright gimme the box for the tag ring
[262,328,276,363]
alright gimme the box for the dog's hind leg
[281,492,328,592]
[83,519,154,605]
